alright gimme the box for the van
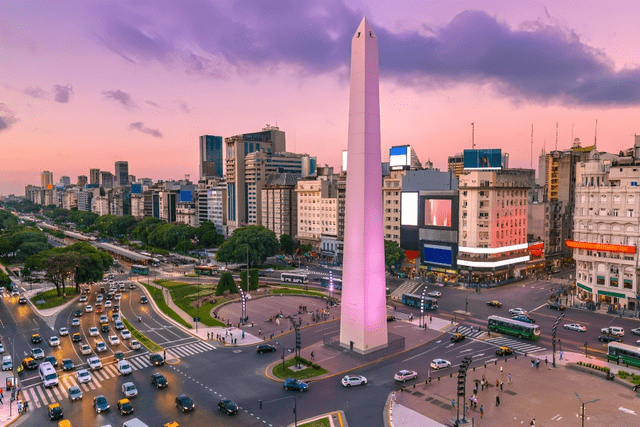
[122,418,149,427]
[39,361,58,387]
[2,356,12,371]
[601,326,624,337]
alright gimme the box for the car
[62,358,74,370]
[283,378,309,391]
[451,333,465,342]
[387,314,395,321]
[101,323,110,333]
[120,329,132,340]
[96,295,103,302]
[394,370,418,382]
[115,293,122,300]
[150,353,164,366]
[11,289,19,297]
[601,326,624,337]
[598,335,623,343]
[121,381,137,397]
[31,333,42,343]
[93,395,110,413]
[76,369,92,384]
[106,293,114,301]
[72,332,82,342]
[31,347,44,359]
[96,306,104,314]
[117,398,134,415]
[79,295,87,303]
[111,313,119,322]
[341,375,367,387]
[256,344,277,353]
[45,355,58,367]
[59,327,69,336]
[88,357,102,370]
[113,304,120,313]
[151,373,168,388]
[129,283,136,289]
[487,300,502,307]
[547,302,565,311]
[495,346,514,356]
[105,300,112,308]
[564,323,587,332]
[80,344,91,355]
[109,335,120,345]
[140,296,148,304]
[49,336,60,347]
[114,351,125,361]
[115,320,124,330]
[175,395,195,412]
[85,305,93,312]
[96,341,107,352]
[71,318,80,327]
[100,315,108,324]
[118,360,132,376]
[632,327,640,336]
[218,399,238,415]
[512,315,535,324]
[68,385,82,402]
[428,291,442,298]
[131,340,142,350]
[18,296,27,304]
[89,327,99,337]
[430,358,451,370]
[47,403,64,420]
[0,344,4,354]
[22,357,38,370]
[74,309,83,317]
[509,308,527,316]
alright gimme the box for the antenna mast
[471,122,475,149]
[555,122,558,151]
[594,119,598,149]
[531,124,534,168]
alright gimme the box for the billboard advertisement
[389,146,409,169]
[423,244,453,267]
[424,199,451,227]
[179,190,192,203]
[131,183,143,194]
[401,192,418,226]
[463,149,502,170]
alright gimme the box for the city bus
[194,266,217,276]
[401,293,438,310]
[280,273,308,284]
[487,315,541,340]
[607,342,640,368]
[319,277,342,290]
[131,265,149,275]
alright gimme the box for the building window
[628,209,634,217]
[613,209,619,217]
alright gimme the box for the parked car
[283,378,308,391]
[175,395,195,412]
[256,344,277,354]
[341,375,367,387]
[93,395,110,413]
[430,359,451,370]
[547,302,565,311]
[508,308,527,316]
[564,323,587,332]
[218,399,238,415]
[450,333,465,342]
[394,370,418,381]
[68,385,82,402]
[495,346,514,356]
[121,381,138,397]
[151,373,168,388]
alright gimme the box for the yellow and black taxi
[486,300,502,308]
[31,333,42,344]
[450,333,465,343]
[47,402,64,420]
[117,398,134,415]
[163,423,179,427]
[22,357,38,370]
[495,346,514,356]
[57,420,71,427]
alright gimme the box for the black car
[218,399,238,415]
[140,296,148,304]
[150,353,164,366]
[115,351,125,361]
[93,395,110,413]
[18,296,27,304]
[62,358,74,370]
[151,373,168,388]
[547,302,565,311]
[175,394,194,412]
[74,309,83,317]
[256,344,277,354]
[598,335,623,343]
[105,293,114,300]
[44,356,58,367]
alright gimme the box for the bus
[487,315,541,340]
[131,265,149,275]
[194,266,217,276]
[401,293,438,310]
[319,277,342,290]
[280,273,308,284]
[607,342,640,368]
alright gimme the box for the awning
[405,250,420,260]
[597,290,626,299]
[577,283,592,292]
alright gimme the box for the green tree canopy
[215,225,278,266]
[384,240,404,269]
[279,234,294,257]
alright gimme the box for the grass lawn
[272,288,326,298]
[142,283,192,329]
[122,318,163,353]
[31,287,80,309]
[299,419,331,427]
[154,280,225,327]
[617,370,640,385]
[272,356,328,380]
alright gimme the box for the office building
[261,173,299,240]
[77,175,88,187]
[91,196,110,216]
[89,168,101,185]
[115,161,129,187]
[199,135,223,178]
[77,189,93,212]
[60,176,71,186]
[197,180,227,236]
[40,171,54,188]
[100,171,114,189]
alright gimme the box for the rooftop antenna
[555,122,558,151]
[471,122,475,149]
[594,119,598,149]
[531,124,534,168]
[571,123,574,145]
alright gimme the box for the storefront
[576,282,593,301]
[597,289,628,309]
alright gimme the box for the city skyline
[2,0,640,195]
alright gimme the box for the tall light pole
[575,392,599,427]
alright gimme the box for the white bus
[281,273,308,284]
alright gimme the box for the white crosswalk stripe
[165,340,217,359]
[453,326,484,339]
[486,337,546,354]
[390,280,424,301]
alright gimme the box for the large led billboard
[401,192,418,226]
[423,243,453,266]
[424,199,451,227]
[389,146,409,169]
[463,149,502,170]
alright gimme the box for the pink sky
[1,0,639,195]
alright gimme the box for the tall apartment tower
[60,176,71,186]
[100,171,114,189]
[40,171,54,188]
[199,135,223,178]
[261,173,300,240]
[115,161,129,187]
[89,168,101,185]
[77,175,88,187]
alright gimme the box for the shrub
[215,272,238,295]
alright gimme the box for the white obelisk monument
[339,17,388,354]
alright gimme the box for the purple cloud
[0,104,18,132]
[23,86,48,99]
[129,121,162,138]
[53,84,73,103]
[145,100,159,107]
[103,89,136,108]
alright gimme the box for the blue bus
[131,265,149,275]
[401,293,438,310]
[319,277,342,290]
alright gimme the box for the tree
[279,234,294,257]
[0,271,11,289]
[384,240,404,270]
[215,272,238,296]
[41,252,81,296]
[215,225,278,266]
[195,221,224,248]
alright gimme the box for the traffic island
[272,356,328,380]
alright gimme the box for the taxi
[58,420,71,427]
[117,398,134,415]
[495,346,514,356]
[163,423,179,427]
[450,333,465,343]
[47,402,64,420]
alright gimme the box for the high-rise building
[41,171,54,188]
[199,135,223,178]
[197,180,227,236]
[77,175,88,187]
[77,189,93,212]
[261,173,299,240]
[447,153,465,178]
[60,176,71,186]
[89,168,101,185]
[100,171,114,189]
[296,172,337,250]
[115,161,129,187]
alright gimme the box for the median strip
[122,317,163,353]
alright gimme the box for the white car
[122,381,138,398]
[89,327,99,337]
[96,341,107,352]
[76,369,92,384]
[85,305,93,313]
[564,323,587,332]
[508,308,527,316]
[48,336,60,347]
[121,329,132,340]
[430,358,451,370]
[96,295,103,302]
[115,294,122,300]
[631,327,640,336]
[109,335,120,345]
[99,315,108,324]
[341,375,367,387]
[87,356,102,370]
[59,327,69,336]
[118,360,133,376]
[72,318,80,327]
[130,340,141,350]
[394,370,418,382]
[31,348,44,359]
[428,291,442,298]
[79,295,88,303]
[0,344,4,354]
[80,344,91,355]
[104,301,112,308]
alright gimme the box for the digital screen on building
[389,146,409,169]
[401,192,418,226]
[463,149,502,170]
[424,199,451,227]
[131,183,143,194]
[179,190,192,203]
[423,244,453,267]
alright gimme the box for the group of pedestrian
[531,358,541,368]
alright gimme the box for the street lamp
[464,293,470,314]
[274,340,293,373]
[575,392,599,427]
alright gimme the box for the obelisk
[339,17,388,354]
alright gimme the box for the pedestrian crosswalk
[390,280,424,301]
[453,325,484,339]
[165,341,216,358]
[486,336,546,355]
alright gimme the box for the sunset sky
[2,0,639,195]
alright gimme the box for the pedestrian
[242,330,245,339]
[530,419,536,426]
[207,332,210,340]
[496,395,500,406]
[311,351,315,361]
[500,366,503,374]
[0,387,3,398]
[496,379,499,388]
[234,338,237,345]
[17,401,22,414]
[559,350,564,360]
[451,399,455,410]
[163,349,166,361]
[0,394,3,404]
[259,328,262,336]
[545,356,548,365]
[392,391,396,402]
[430,316,432,323]
[531,359,535,368]
[500,380,503,390]
[480,405,484,418]
[508,373,512,384]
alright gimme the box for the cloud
[179,102,191,113]
[23,86,48,99]
[53,84,73,103]
[0,104,18,133]
[145,100,159,107]
[129,121,163,138]
[91,1,640,106]
[102,89,136,108]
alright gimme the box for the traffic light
[295,332,301,350]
